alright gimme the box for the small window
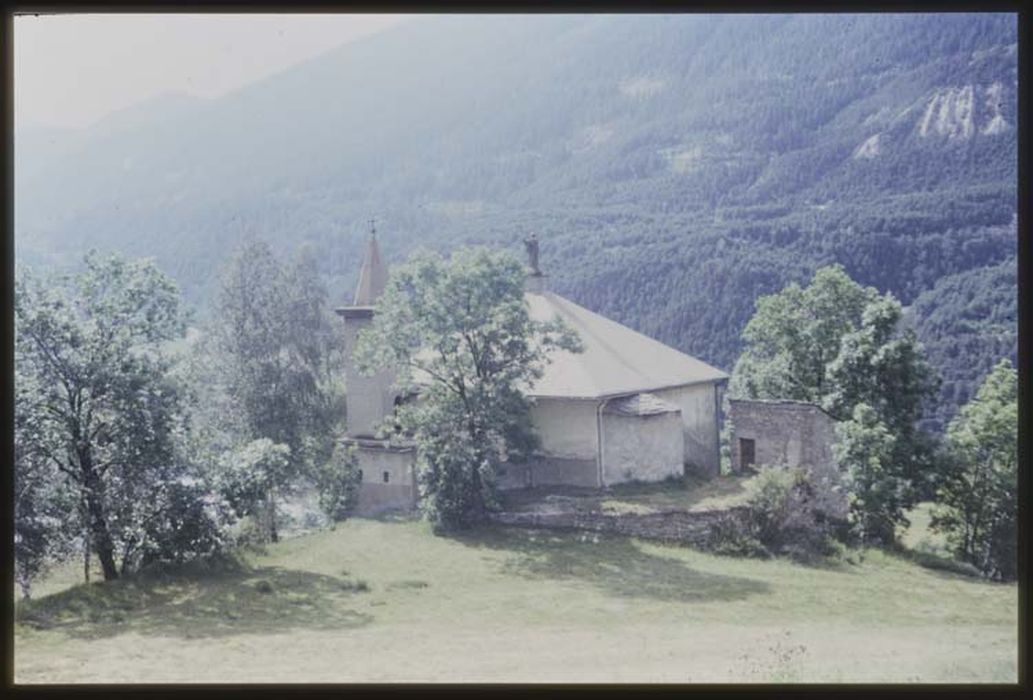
[383,471,390,484]
[357,469,363,482]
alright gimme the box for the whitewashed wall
[653,382,721,476]
[601,410,684,484]
[530,397,599,460]
[343,317,398,437]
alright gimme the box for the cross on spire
[354,218,387,305]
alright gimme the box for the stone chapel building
[337,232,729,515]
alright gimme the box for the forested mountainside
[15,13,1017,431]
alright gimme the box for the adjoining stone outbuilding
[728,398,838,475]
[337,231,729,515]
[728,398,847,519]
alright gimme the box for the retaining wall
[488,506,750,548]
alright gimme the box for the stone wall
[728,399,837,475]
[728,399,846,519]
[489,506,750,548]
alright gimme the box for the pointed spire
[353,220,388,305]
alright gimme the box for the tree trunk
[267,488,279,543]
[80,448,119,581]
[83,541,90,584]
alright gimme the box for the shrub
[137,476,233,570]
[311,442,362,525]
[706,515,768,558]
[741,464,845,556]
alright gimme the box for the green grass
[15,516,1017,683]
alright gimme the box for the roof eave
[528,374,729,402]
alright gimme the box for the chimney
[523,232,548,293]
[353,222,388,306]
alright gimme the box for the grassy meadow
[15,513,1017,684]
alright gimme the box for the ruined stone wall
[489,506,750,548]
[729,399,838,475]
[729,399,847,520]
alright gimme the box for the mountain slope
[15,13,1018,429]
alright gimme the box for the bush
[706,516,768,558]
[311,443,362,525]
[137,477,233,570]
[741,464,845,557]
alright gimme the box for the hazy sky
[14,13,410,130]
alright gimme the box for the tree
[825,295,940,496]
[730,265,878,403]
[731,265,939,515]
[354,247,582,530]
[833,403,907,544]
[15,252,218,581]
[311,442,362,525]
[215,438,292,541]
[206,240,344,540]
[14,369,77,598]
[931,360,1017,581]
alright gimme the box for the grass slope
[15,518,1016,683]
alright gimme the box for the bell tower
[336,220,395,438]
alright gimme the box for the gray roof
[603,393,681,416]
[525,290,728,399]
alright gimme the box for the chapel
[336,230,729,514]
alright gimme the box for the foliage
[834,404,909,545]
[135,475,233,570]
[311,442,362,525]
[732,265,940,508]
[355,247,582,530]
[911,257,1017,432]
[15,15,1016,438]
[215,439,292,543]
[739,465,844,557]
[14,252,224,581]
[930,360,1017,581]
[731,266,879,403]
[14,370,78,598]
[204,240,345,540]
[825,295,941,496]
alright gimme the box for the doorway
[739,438,756,471]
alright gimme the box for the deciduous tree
[355,247,581,530]
[731,265,939,520]
[931,360,1017,580]
[15,252,219,581]
[206,240,344,540]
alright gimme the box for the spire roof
[353,231,388,305]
